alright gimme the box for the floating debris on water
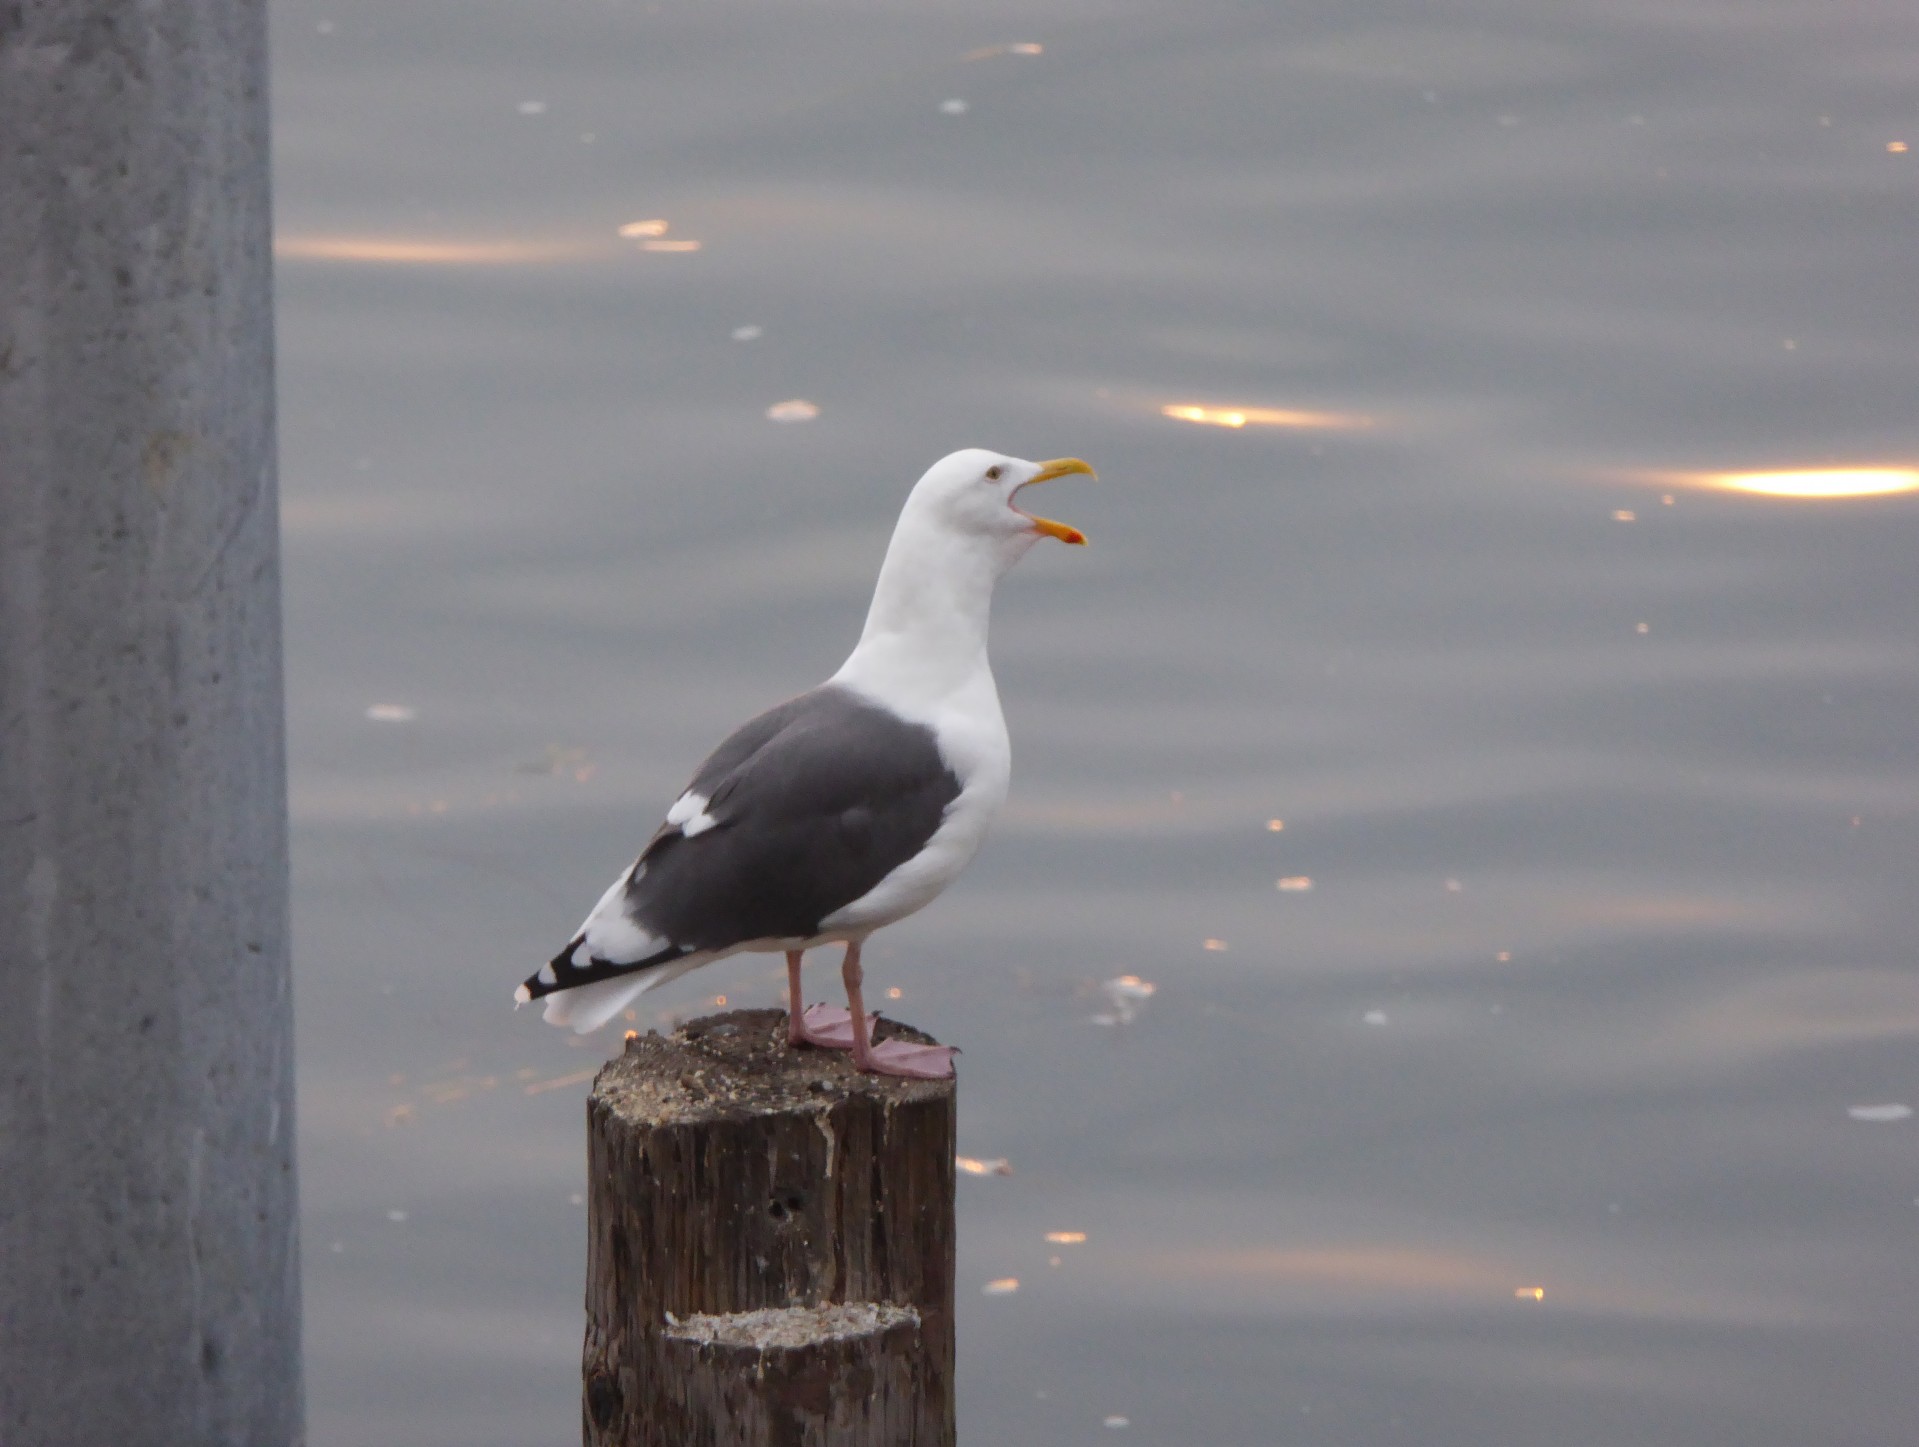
[1362,1010,1388,1026]
[1277,876,1313,892]
[1093,974,1156,1026]
[956,1155,1014,1176]
[365,703,416,722]
[1848,1104,1912,1122]
[1202,938,1229,952]
[386,1209,409,1223]
[516,100,547,116]
[731,324,763,341]
[766,399,821,423]
[962,41,1044,59]
[940,98,970,114]
[614,218,693,251]
[1104,1416,1131,1429]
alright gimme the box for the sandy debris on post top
[590,1008,950,1128]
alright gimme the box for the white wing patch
[572,864,662,965]
[663,790,717,832]
[664,791,708,826]
[664,788,718,837]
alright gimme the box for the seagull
[516,449,1094,1077]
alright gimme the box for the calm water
[273,2,1919,1442]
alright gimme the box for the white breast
[818,668,1010,936]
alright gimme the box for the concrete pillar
[0,3,302,1444]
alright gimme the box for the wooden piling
[584,1008,956,1446]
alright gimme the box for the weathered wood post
[584,1008,956,1446]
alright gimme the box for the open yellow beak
[1018,457,1096,545]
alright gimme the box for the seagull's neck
[830,521,1009,712]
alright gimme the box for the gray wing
[626,685,963,951]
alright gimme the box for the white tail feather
[539,956,707,1034]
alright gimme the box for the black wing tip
[517,936,586,1004]
[517,936,695,1006]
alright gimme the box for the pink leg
[785,951,808,1045]
[843,941,955,1080]
[787,948,862,1050]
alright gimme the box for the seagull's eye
[984,465,1003,482]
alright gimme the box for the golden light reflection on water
[1659,969,1919,1070]
[1552,890,1783,930]
[1653,467,1919,499]
[275,235,590,265]
[1123,1241,1808,1325]
[956,1155,1014,1177]
[1163,1245,1492,1296]
[961,41,1044,60]
[1161,403,1373,430]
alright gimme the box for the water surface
[274,2,1919,1441]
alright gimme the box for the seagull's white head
[841,448,1096,697]
[896,448,1095,572]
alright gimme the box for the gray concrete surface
[0,3,302,1442]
